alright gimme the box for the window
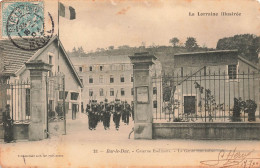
[89,76,93,83]
[49,55,53,65]
[228,65,237,79]
[121,88,125,96]
[120,65,125,71]
[131,74,133,82]
[48,54,53,76]
[79,67,83,72]
[99,75,103,83]
[120,75,124,83]
[131,88,134,96]
[153,100,157,108]
[181,67,183,77]
[110,75,114,83]
[110,88,114,96]
[71,92,79,100]
[26,88,30,116]
[89,66,93,71]
[59,91,68,99]
[89,89,93,97]
[153,87,157,95]
[100,88,104,96]
[100,66,103,71]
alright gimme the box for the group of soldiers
[85,99,134,131]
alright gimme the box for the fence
[0,79,31,124]
[152,68,260,123]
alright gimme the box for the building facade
[0,36,83,121]
[70,53,162,112]
[172,50,260,121]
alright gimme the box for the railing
[152,69,260,123]
[0,79,31,124]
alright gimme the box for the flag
[59,2,76,20]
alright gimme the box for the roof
[174,50,238,56]
[0,36,83,88]
[0,38,38,75]
[70,55,132,65]
[238,56,259,70]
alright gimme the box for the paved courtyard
[1,114,260,168]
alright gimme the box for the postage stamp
[2,1,54,51]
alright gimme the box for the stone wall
[153,122,260,140]
[0,124,29,140]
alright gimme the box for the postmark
[5,2,54,51]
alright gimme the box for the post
[129,52,157,139]
[25,60,52,141]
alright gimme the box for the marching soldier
[113,99,122,130]
[92,100,99,130]
[121,101,126,124]
[102,99,111,130]
[86,100,94,130]
[124,101,131,125]
[131,101,134,121]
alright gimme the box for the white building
[70,54,162,112]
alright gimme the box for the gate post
[129,52,157,139]
[25,60,52,141]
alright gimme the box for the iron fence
[0,79,31,124]
[152,68,260,123]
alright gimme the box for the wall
[153,122,260,140]
[0,124,29,140]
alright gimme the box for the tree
[216,34,260,62]
[185,37,198,51]
[169,37,179,47]
[108,46,114,50]
[118,45,130,49]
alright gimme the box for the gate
[46,73,66,137]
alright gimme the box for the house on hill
[0,36,83,123]
[172,50,260,122]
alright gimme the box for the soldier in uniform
[92,100,99,130]
[121,101,126,124]
[131,101,134,121]
[3,105,14,143]
[113,99,122,130]
[86,101,93,130]
[102,99,111,130]
[124,101,131,125]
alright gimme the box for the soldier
[131,101,134,121]
[121,101,126,124]
[124,101,131,125]
[102,99,111,130]
[3,105,14,143]
[86,101,93,130]
[113,99,122,130]
[92,100,99,130]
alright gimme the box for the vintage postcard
[0,0,260,167]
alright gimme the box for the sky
[2,0,260,52]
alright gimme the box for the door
[184,96,196,114]
[72,104,77,120]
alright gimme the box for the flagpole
[58,0,60,72]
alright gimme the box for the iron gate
[46,73,66,137]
